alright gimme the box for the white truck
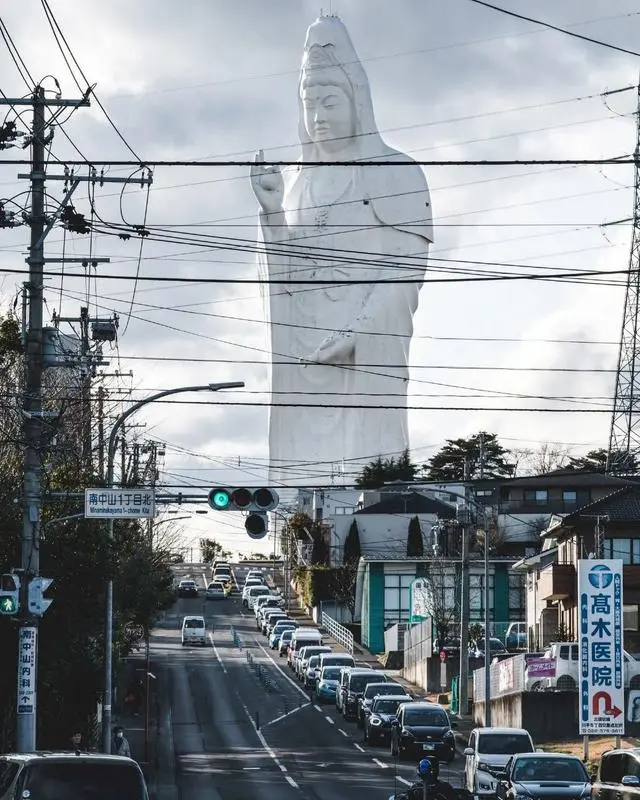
[525,642,640,691]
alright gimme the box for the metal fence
[321,611,354,654]
[473,652,526,702]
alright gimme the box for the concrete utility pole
[458,502,471,718]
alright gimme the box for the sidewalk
[113,653,157,797]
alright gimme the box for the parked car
[243,585,270,609]
[342,669,385,721]
[181,615,207,647]
[315,665,343,703]
[296,646,332,681]
[505,622,527,651]
[389,702,456,762]
[204,582,226,600]
[304,655,322,689]
[336,667,366,714]
[288,629,323,669]
[358,682,410,728]
[464,727,536,796]
[364,695,411,745]
[534,642,640,691]
[495,753,590,800]
[0,753,149,800]
[593,747,640,800]
[254,595,283,618]
[176,579,198,598]
[278,629,295,657]
[471,638,507,660]
[269,620,297,649]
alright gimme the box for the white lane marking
[285,776,299,789]
[211,638,293,780]
[231,568,240,592]
[372,758,388,769]
[243,767,261,771]
[313,704,322,712]
[324,715,334,725]
[256,642,310,699]
[396,776,412,786]
[201,571,208,589]
[338,729,348,737]
[262,703,311,728]
[353,743,365,752]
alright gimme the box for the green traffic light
[211,490,230,509]
[0,596,17,614]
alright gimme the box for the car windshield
[180,581,195,587]
[478,733,532,754]
[349,675,382,692]
[250,588,269,596]
[374,698,404,714]
[23,761,145,800]
[274,622,294,630]
[477,639,505,651]
[308,656,320,667]
[513,757,588,782]
[404,709,449,726]
[365,684,404,699]
[185,619,204,628]
[322,667,341,680]
[207,583,222,590]
[281,631,294,641]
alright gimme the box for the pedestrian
[112,726,131,758]
[69,729,84,752]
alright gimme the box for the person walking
[112,726,131,758]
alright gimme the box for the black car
[177,579,198,598]
[358,682,410,728]
[390,702,456,762]
[342,670,386,721]
[593,747,640,800]
[496,753,590,800]
[364,695,411,745]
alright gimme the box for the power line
[467,0,640,58]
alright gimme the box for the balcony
[538,563,576,601]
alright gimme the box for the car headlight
[401,728,413,738]
[477,763,490,772]
[370,717,382,726]
[515,794,530,800]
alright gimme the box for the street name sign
[578,559,624,736]
[84,489,155,518]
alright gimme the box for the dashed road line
[285,775,299,789]
[324,715,334,725]
[396,776,412,786]
[256,641,311,699]
[313,704,322,712]
[372,758,388,769]
[262,703,311,729]
[338,728,348,737]
[353,743,365,752]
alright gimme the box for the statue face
[301,83,354,151]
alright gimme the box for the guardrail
[321,611,354,654]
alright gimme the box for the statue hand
[307,331,355,364]
[250,149,284,214]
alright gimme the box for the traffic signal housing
[0,573,20,615]
[208,487,279,540]
[28,577,53,617]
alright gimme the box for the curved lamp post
[102,381,244,751]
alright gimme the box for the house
[514,482,640,653]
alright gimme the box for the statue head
[297,15,383,161]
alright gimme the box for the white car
[464,727,535,796]
[244,585,271,609]
[205,582,226,600]
[181,615,207,647]
[254,595,283,618]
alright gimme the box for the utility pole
[484,513,491,726]
[458,501,471,718]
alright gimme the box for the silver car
[464,727,535,796]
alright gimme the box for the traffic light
[0,573,20,615]
[28,577,53,617]
[208,488,279,540]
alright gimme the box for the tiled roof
[503,471,633,489]
[560,484,640,524]
[355,491,456,517]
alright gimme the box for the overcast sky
[1,1,639,554]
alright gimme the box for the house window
[476,490,493,498]
[469,573,494,620]
[509,573,525,619]
[603,538,640,565]
[624,605,639,631]
[524,489,548,504]
[562,491,577,504]
[383,573,414,626]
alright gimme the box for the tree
[423,431,514,481]
[199,538,223,564]
[423,559,460,651]
[343,519,362,565]
[283,512,327,565]
[330,566,358,622]
[566,447,639,474]
[406,516,423,558]
[355,448,418,488]
[510,442,571,476]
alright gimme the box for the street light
[102,381,243,752]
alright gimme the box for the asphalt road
[151,563,464,800]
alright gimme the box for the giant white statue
[251,14,433,484]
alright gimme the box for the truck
[525,642,640,691]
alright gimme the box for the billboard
[409,578,429,623]
[578,559,624,736]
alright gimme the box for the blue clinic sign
[578,559,624,736]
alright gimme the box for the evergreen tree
[423,431,514,481]
[355,448,418,488]
[343,519,362,564]
[406,515,423,558]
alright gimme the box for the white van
[244,585,271,609]
[319,652,355,672]
[181,615,207,646]
[288,628,323,669]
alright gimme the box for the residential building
[514,482,640,653]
